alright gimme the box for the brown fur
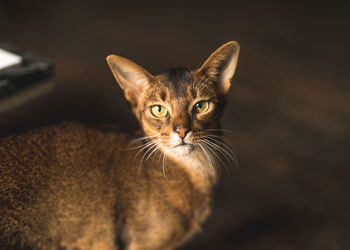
[0,41,239,250]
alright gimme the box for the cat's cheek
[192,113,212,128]
[142,117,170,136]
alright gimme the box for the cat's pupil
[156,105,162,112]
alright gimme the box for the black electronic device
[0,44,54,113]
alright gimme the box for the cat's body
[0,42,240,250]
[0,122,211,249]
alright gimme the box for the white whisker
[200,139,230,175]
[133,139,159,159]
[201,136,238,167]
[127,139,158,150]
[203,135,237,157]
[127,134,160,149]
[204,134,236,149]
[198,143,215,176]
[139,142,159,167]
[130,134,160,143]
[162,148,168,180]
[145,141,161,163]
[206,128,238,136]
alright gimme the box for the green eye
[151,105,168,118]
[194,101,209,113]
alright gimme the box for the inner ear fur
[197,41,240,95]
[106,55,153,106]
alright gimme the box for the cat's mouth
[174,142,191,147]
[161,133,196,155]
[170,142,195,155]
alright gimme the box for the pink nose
[175,127,189,139]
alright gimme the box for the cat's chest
[169,151,217,193]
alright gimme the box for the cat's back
[0,122,128,249]
[0,121,123,176]
[0,121,131,197]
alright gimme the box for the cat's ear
[106,55,153,106]
[197,41,240,95]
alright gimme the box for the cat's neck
[166,149,218,193]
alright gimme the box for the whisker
[198,143,215,176]
[157,146,164,165]
[127,134,160,148]
[201,136,238,167]
[204,134,236,151]
[204,143,217,176]
[130,134,160,142]
[162,148,168,180]
[133,140,159,158]
[133,142,155,160]
[145,141,162,163]
[206,128,238,136]
[127,139,158,150]
[201,139,234,174]
[204,133,237,152]
[133,139,160,170]
[200,139,230,175]
[139,142,159,167]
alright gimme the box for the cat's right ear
[107,55,153,106]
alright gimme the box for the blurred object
[0,44,54,114]
[0,48,22,69]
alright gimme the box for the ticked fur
[0,41,240,250]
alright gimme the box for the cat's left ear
[196,41,240,95]
[106,55,153,106]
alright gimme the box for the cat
[0,41,240,250]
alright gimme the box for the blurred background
[1,1,349,249]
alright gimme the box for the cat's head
[107,41,239,157]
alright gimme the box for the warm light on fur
[0,41,240,250]
[107,41,240,162]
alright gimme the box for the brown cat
[0,41,240,250]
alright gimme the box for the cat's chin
[174,144,194,155]
[163,144,195,156]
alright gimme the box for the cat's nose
[175,127,190,139]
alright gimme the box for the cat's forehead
[145,67,216,102]
[160,67,193,98]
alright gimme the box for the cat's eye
[150,105,168,118]
[194,101,210,113]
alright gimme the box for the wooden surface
[1,1,349,249]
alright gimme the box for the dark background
[1,1,349,249]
